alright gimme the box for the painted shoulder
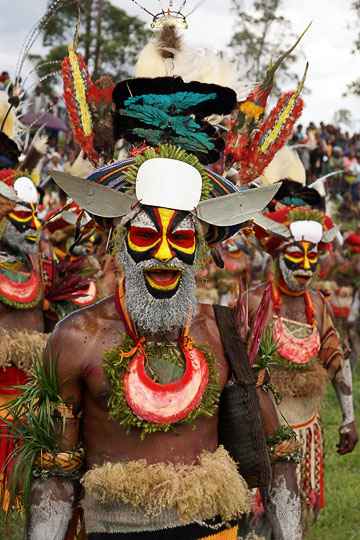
[48,295,124,353]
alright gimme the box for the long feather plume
[247,281,272,367]
[235,279,248,342]
[226,56,307,184]
[261,145,306,186]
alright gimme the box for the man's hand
[336,420,358,455]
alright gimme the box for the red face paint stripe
[128,227,161,248]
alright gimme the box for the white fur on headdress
[135,27,254,101]
[261,146,306,186]
[19,132,48,185]
[69,151,95,179]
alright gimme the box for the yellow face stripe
[153,208,175,262]
[127,207,196,265]
[8,205,41,232]
[284,241,318,270]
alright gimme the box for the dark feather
[210,247,224,268]
[18,147,44,174]
[0,132,20,169]
[273,179,325,211]
[158,24,182,59]
[88,75,116,163]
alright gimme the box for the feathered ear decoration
[225,24,310,183]
[61,15,115,165]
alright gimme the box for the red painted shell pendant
[273,317,321,364]
[123,346,209,424]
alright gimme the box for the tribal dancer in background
[248,207,358,529]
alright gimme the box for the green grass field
[1,368,359,540]
[305,365,360,540]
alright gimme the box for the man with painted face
[0,168,51,508]
[17,139,305,540]
[248,207,358,525]
[15,9,314,536]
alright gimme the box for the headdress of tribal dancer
[50,5,309,248]
[48,7,309,335]
[254,206,338,294]
[0,92,46,254]
[259,145,325,212]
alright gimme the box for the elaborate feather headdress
[51,6,310,245]
[253,207,338,255]
[225,24,310,184]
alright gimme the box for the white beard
[279,253,315,292]
[117,243,198,335]
[2,220,38,255]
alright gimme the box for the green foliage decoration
[0,353,82,516]
[266,425,303,465]
[287,208,324,225]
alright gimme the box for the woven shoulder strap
[213,303,271,488]
[213,304,256,385]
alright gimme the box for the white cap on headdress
[289,220,323,244]
[136,158,202,211]
[14,176,38,204]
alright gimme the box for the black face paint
[7,203,39,235]
[126,206,196,265]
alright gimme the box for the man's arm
[25,320,84,540]
[320,299,358,454]
[257,388,302,540]
[332,357,358,454]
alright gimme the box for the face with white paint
[279,241,318,292]
[2,202,41,254]
[117,206,198,334]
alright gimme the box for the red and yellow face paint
[7,203,41,244]
[126,207,196,296]
[283,241,318,270]
[280,240,318,290]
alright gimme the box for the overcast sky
[1,0,360,130]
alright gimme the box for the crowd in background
[291,121,360,221]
